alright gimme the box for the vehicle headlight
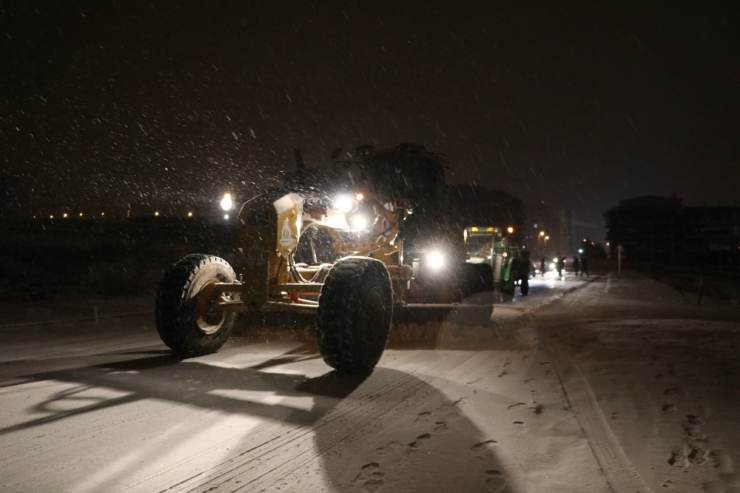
[350,214,369,231]
[332,194,355,213]
[426,250,445,270]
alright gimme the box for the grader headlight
[332,193,356,213]
[350,214,369,231]
[426,250,445,270]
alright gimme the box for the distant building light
[187,211,193,217]
[63,213,68,218]
[154,211,160,216]
[224,214,230,220]
[79,213,83,217]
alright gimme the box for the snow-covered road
[1,272,738,492]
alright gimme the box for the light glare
[426,250,445,269]
[220,193,234,211]
[333,194,354,213]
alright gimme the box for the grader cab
[155,144,494,374]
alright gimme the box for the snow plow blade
[392,303,494,326]
[388,302,512,349]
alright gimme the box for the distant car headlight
[426,250,445,270]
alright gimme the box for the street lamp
[220,193,234,211]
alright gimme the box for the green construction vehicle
[463,226,529,298]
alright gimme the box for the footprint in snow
[415,411,431,424]
[683,427,707,440]
[668,445,710,467]
[661,404,677,412]
[528,402,543,415]
[352,462,385,492]
[507,402,526,410]
[663,388,686,397]
[362,479,384,493]
[687,446,710,465]
[471,440,498,453]
[374,441,409,469]
[375,441,404,457]
[433,421,449,434]
[485,469,507,492]
[408,433,431,450]
[685,414,704,425]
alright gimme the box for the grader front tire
[316,257,393,374]
[155,254,237,358]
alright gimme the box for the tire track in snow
[547,342,653,493]
[540,281,653,492]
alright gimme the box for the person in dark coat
[580,255,589,277]
[557,257,565,278]
[540,256,546,278]
[572,255,581,276]
[519,251,530,295]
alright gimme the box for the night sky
[2,1,739,239]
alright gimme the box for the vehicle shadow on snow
[0,346,514,492]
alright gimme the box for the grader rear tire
[155,254,237,357]
[316,257,393,374]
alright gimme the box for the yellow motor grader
[155,144,493,374]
